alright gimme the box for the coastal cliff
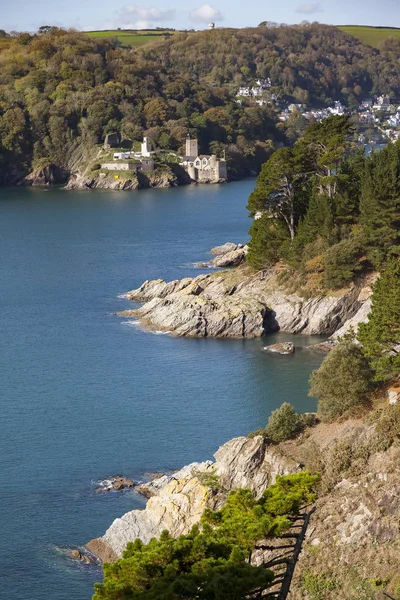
[86,410,400,598]
[86,436,300,563]
[119,262,373,338]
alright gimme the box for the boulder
[263,342,295,355]
[210,242,241,255]
[96,476,135,492]
[211,247,247,268]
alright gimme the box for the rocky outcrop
[210,246,248,267]
[23,164,69,186]
[86,436,300,562]
[263,342,295,355]
[65,172,140,190]
[96,476,136,492]
[120,268,372,338]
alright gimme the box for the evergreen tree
[246,214,289,270]
[93,474,318,600]
[360,142,400,267]
[358,260,400,381]
[309,340,374,422]
[265,402,301,442]
[247,147,306,240]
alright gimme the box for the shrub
[265,402,302,442]
[309,340,374,422]
[302,571,336,600]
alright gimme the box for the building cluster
[236,79,272,98]
[101,136,155,173]
[179,138,227,183]
[279,100,346,123]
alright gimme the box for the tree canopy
[93,473,318,600]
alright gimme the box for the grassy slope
[339,25,400,47]
[86,30,175,47]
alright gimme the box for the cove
[0,181,325,600]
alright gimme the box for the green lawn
[86,30,175,47]
[339,25,400,48]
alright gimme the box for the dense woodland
[2,24,400,182]
[247,115,400,294]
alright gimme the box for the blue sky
[1,0,399,32]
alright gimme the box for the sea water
[0,182,325,600]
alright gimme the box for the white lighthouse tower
[209,22,215,29]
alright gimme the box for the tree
[93,473,319,600]
[360,142,400,267]
[296,115,353,199]
[247,147,304,240]
[357,260,400,381]
[265,402,301,442]
[309,340,374,422]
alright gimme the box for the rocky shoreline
[118,244,374,339]
[85,436,301,563]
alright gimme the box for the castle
[180,138,227,183]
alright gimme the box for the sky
[0,0,399,33]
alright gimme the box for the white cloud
[109,5,176,29]
[190,4,223,23]
[296,3,323,14]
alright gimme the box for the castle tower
[186,137,198,158]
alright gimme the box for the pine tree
[360,142,400,267]
[358,260,400,381]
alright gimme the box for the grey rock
[211,247,247,267]
[210,242,241,255]
[263,342,294,354]
[122,269,371,338]
[86,436,300,562]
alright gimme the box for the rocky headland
[118,245,375,339]
[84,411,400,597]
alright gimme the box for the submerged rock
[96,476,135,492]
[263,342,295,355]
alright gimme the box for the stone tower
[186,138,198,158]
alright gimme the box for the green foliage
[194,470,222,491]
[265,402,303,442]
[309,340,374,422]
[302,571,336,599]
[360,142,400,267]
[323,236,363,289]
[94,473,318,600]
[358,260,400,381]
[246,214,290,270]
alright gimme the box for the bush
[309,341,374,422]
[265,402,302,442]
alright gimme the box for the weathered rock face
[210,242,243,255]
[23,164,68,186]
[120,268,372,338]
[65,173,140,191]
[86,436,300,562]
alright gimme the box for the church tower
[186,137,198,158]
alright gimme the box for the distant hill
[338,25,400,48]
[86,29,176,47]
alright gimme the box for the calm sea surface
[0,181,325,600]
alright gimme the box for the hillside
[86,29,176,48]
[1,23,400,185]
[339,25,400,48]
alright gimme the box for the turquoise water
[0,182,325,600]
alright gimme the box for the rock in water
[263,342,295,355]
[96,476,135,492]
[85,436,300,562]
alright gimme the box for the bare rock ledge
[119,268,373,338]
